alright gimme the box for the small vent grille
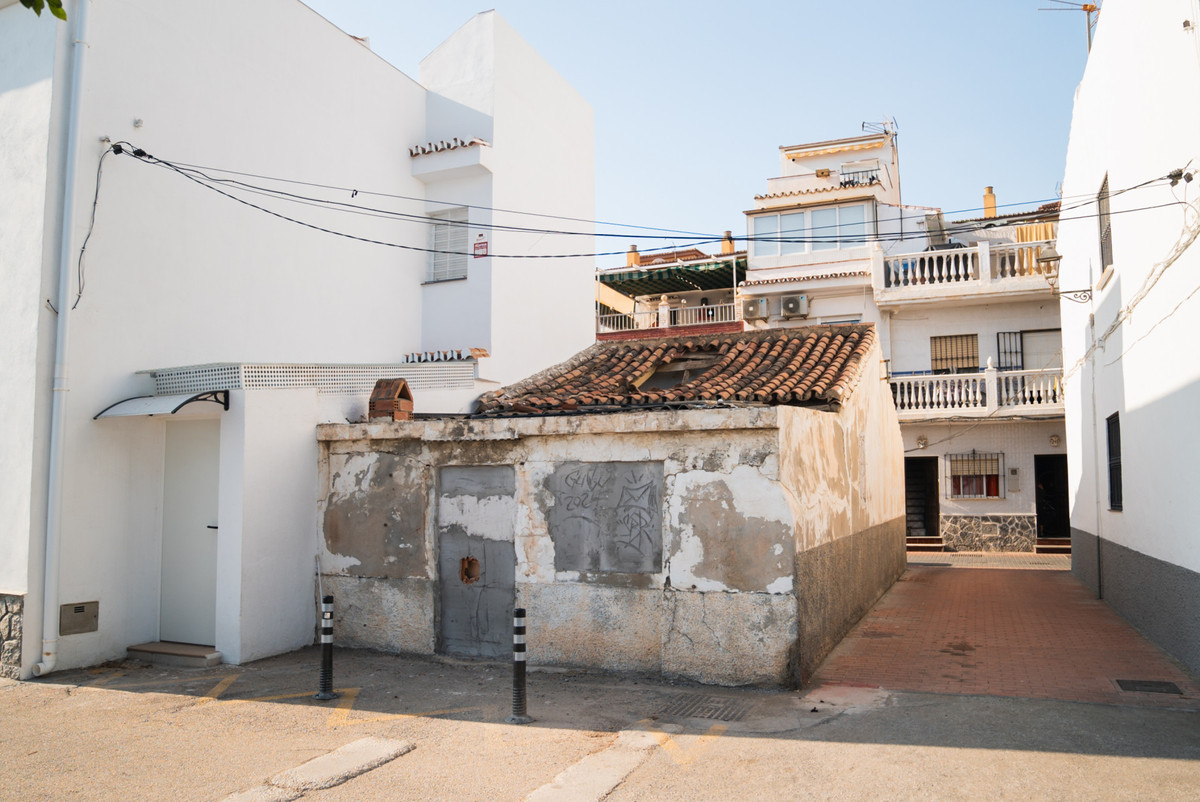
[150,363,475,396]
[657,693,753,722]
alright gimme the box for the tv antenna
[862,116,896,136]
[1038,1,1100,52]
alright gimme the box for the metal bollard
[505,607,533,724]
[314,594,338,701]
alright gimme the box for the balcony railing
[875,240,1055,301]
[890,366,1063,419]
[597,302,738,334]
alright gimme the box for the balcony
[873,240,1056,307]
[596,302,742,341]
[890,365,1064,421]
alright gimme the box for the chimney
[983,186,997,218]
[627,244,642,267]
[721,230,735,255]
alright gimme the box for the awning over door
[94,390,229,420]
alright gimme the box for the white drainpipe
[34,0,91,678]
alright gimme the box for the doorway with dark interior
[1035,453,1070,553]
[904,456,941,551]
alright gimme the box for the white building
[746,132,1068,554]
[599,130,1068,554]
[0,0,594,679]
[1056,0,1200,675]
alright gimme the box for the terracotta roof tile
[474,324,876,416]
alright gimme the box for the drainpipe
[34,0,91,677]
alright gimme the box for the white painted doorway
[161,419,220,645]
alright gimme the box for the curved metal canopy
[94,390,229,420]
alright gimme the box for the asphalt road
[2,645,1198,801]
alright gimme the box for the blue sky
[303,1,1091,266]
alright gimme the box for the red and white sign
[474,235,488,258]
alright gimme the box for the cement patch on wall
[545,461,663,574]
[323,446,429,578]
[322,575,435,655]
[662,589,797,686]
[519,583,663,674]
[794,516,906,685]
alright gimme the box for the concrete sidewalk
[0,560,1197,800]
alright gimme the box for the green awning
[598,257,746,298]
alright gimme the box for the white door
[161,419,220,645]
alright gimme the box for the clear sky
[302,1,1091,267]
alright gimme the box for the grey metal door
[438,530,515,658]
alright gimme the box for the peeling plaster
[437,494,515,542]
[667,466,794,593]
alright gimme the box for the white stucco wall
[421,12,596,386]
[217,389,319,664]
[1058,0,1200,572]
[887,300,1061,374]
[0,3,58,597]
[4,0,594,676]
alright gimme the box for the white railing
[998,368,1063,406]
[991,241,1053,279]
[878,240,1056,293]
[890,366,1063,418]
[597,303,737,333]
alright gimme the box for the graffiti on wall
[545,461,664,573]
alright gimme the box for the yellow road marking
[646,723,727,766]
[194,673,240,703]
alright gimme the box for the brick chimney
[721,230,735,254]
[627,244,642,267]
[984,186,997,218]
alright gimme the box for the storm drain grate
[1116,679,1182,695]
[658,693,753,722]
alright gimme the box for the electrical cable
[71,146,113,308]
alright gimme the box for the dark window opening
[1107,412,1122,511]
[931,334,979,374]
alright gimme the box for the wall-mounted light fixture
[1050,434,1062,447]
[1038,244,1093,303]
[916,435,929,449]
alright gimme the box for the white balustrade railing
[891,373,987,412]
[597,303,736,333]
[877,239,1057,294]
[882,249,979,288]
[999,368,1063,406]
[991,240,1053,279]
[890,367,1063,417]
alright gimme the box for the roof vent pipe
[983,186,997,219]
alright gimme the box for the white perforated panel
[149,363,475,396]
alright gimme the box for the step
[1036,538,1072,555]
[906,544,945,553]
[907,536,943,545]
[127,641,222,668]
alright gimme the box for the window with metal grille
[428,208,468,282]
[1107,412,1122,511]
[997,332,1023,369]
[930,334,979,374]
[947,451,1004,499]
[1098,175,1113,270]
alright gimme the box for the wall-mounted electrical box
[60,601,99,636]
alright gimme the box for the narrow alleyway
[813,553,1200,708]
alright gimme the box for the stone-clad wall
[1,595,22,680]
[941,514,1036,552]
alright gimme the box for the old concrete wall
[318,383,904,687]
[778,350,907,684]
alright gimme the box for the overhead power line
[105,144,1181,258]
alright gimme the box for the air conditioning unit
[742,297,769,320]
[781,294,809,319]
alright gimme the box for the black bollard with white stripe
[505,607,533,724]
[314,594,338,701]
